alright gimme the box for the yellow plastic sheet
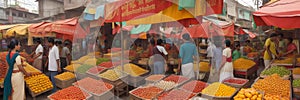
[5,24,31,37]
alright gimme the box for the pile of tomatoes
[73,77,113,95]
[87,66,107,75]
[131,86,163,99]
[223,78,248,84]
[157,89,196,100]
[163,75,189,84]
[49,86,91,100]
[180,80,207,93]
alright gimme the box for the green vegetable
[261,66,290,77]
[293,79,300,87]
[96,58,110,65]
[75,64,94,74]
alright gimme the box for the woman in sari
[3,40,31,100]
[219,40,234,82]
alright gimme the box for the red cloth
[253,0,300,28]
[287,43,297,51]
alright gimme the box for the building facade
[5,6,38,24]
[37,0,65,21]
[224,0,255,29]
[64,0,88,19]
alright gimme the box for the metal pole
[120,22,124,72]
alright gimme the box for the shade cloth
[253,0,300,28]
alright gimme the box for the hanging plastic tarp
[5,24,31,37]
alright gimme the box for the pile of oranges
[55,72,75,81]
[25,74,53,94]
[253,74,290,100]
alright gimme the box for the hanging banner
[105,0,172,22]
[206,0,224,15]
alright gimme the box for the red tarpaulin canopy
[52,18,89,40]
[183,21,234,38]
[29,22,53,37]
[253,0,300,28]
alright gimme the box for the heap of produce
[157,89,196,100]
[163,75,189,84]
[0,59,7,79]
[293,79,300,87]
[72,56,90,64]
[194,62,210,72]
[75,64,94,74]
[261,66,290,77]
[96,58,110,65]
[223,78,248,85]
[274,58,293,64]
[297,58,300,63]
[264,94,282,100]
[202,82,236,97]
[145,75,165,82]
[253,74,290,99]
[116,63,148,76]
[98,69,125,81]
[49,86,91,100]
[84,58,97,66]
[64,64,81,72]
[233,88,263,100]
[73,77,113,95]
[86,66,106,75]
[180,80,207,93]
[131,86,163,99]
[23,62,41,74]
[293,68,300,74]
[233,58,256,70]
[55,72,75,81]
[25,74,53,94]
[98,61,115,68]
[0,78,4,84]
[247,52,259,58]
[154,80,177,90]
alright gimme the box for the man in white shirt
[46,38,60,92]
[31,39,43,71]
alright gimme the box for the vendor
[263,33,279,69]
[232,44,241,61]
[281,38,297,58]
[243,40,254,56]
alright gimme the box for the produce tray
[162,75,191,88]
[85,68,108,80]
[64,68,74,73]
[234,65,258,79]
[54,77,76,89]
[129,85,164,100]
[179,82,209,94]
[293,74,300,79]
[200,88,238,100]
[260,72,291,80]
[47,89,92,100]
[73,81,115,100]
[92,88,114,100]
[26,83,53,97]
[152,81,178,91]
[98,71,129,86]
[145,75,166,85]
[156,88,198,100]
[222,78,249,88]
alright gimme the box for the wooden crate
[234,65,258,79]
[114,82,129,97]
[54,77,76,89]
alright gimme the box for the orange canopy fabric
[253,0,300,28]
[29,22,53,37]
